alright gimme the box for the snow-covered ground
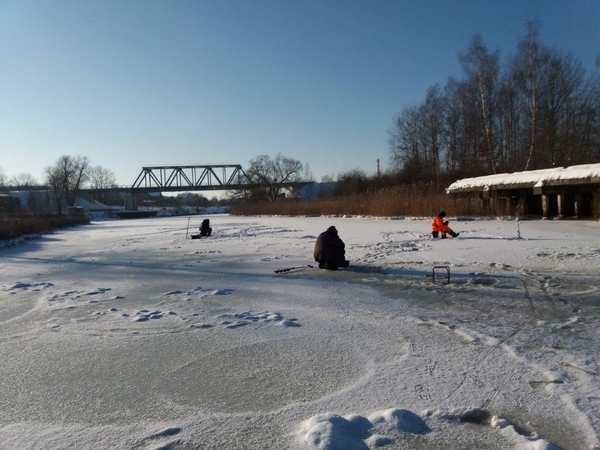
[1,215,599,450]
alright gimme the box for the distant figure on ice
[431,211,460,239]
[200,218,212,237]
[314,226,349,270]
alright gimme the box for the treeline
[388,22,599,184]
[233,22,599,218]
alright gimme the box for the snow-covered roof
[446,163,600,193]
[73,197,113,211]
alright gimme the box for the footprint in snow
[85,287,112,296]
[139,426,183,447]
[131,309,179,322]
[217,311,300,329]
[165,290,185,296]
[212,289,233,296]
[6,281,54,292]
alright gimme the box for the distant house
[0,194,20,213]
[297,182,337,200]
[446,163,600,218]
[4,190,115,215]
[5,190,52,215]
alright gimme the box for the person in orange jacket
[431,211,460,239]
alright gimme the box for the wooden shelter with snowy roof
[446,163,600,218]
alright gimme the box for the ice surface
[1,215,599,449]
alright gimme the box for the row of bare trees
[1,156,118,214]
[389,22,600,183]
[0,160,117,191]
[0,169,39,188]
[44,156,120,213]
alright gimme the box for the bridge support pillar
[124,193,135,211]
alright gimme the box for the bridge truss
[130,165,251,192]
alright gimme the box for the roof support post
[541,194,549,218]
[557,194,564,219]
[574,194,581,219]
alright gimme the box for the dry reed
[230,186,513,217]
[0,213,90,241]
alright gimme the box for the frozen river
[1,215,599,450]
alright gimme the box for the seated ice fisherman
[313,226,350,270]
[200,219,212,237]
[431,211,459,239]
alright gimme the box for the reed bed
[0,213,90,241]
[230,186,514,217]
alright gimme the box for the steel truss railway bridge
[131,164,252,192]
[81,164,311,194]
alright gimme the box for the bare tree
[334,169,369,196]
[512,21,548,170]
[10,173,38,187]
[540,50,587,167]
[585,71,600,162]
[287,162,315,199]
[88,165,117,189]
[45,155,90,214]
[388,105,427,182]
[459,34,500,173]
[442,77,463,174]
[87,164,119,205]
[0,168,7,188]
[497,67,521,171]
[302,162,314,185]
[244,154,304,202]
[422,85,446,179]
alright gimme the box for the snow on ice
[0,214,599,450]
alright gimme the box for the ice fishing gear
[274,265,314,273]
[515,204,523,239]
[432,265,451,284]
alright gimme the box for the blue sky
[1,0,598,186]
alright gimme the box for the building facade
[446,163,600,219]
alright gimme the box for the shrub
[0,213,90,241]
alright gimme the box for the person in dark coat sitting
[314,226,349,270]
[200,219,212,237]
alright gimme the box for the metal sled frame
[432,265,450,284]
